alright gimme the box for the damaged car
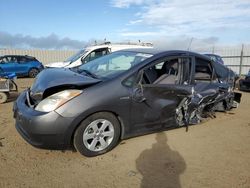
[239,70,250,91]
[13,49,241,157]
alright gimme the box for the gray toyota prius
[13,49,240,157]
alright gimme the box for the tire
[0,92,8,104]
[28,68,39,78]
[73,112,121,157]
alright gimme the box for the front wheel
[28,68,39,78]
[0,92,8,103]
[73,112,121,157]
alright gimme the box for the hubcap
[30,69,38,77]
[83,119,114,152]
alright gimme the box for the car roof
[1,55,35,58]
[204,53,221,57]
[118,48,212,60]
[85,43,153,51]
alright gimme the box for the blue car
[0,55,44,78]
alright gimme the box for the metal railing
[222,55,250,75]
[197,44,250,75]
[1,44,250,75]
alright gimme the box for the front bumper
[13,91,75,149]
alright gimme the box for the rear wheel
[28,68,39,78]
[0,92,8,103]
[73,112,121,157]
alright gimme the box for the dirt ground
[0,78,250,188]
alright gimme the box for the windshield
[65,49,88,63]
[77,51,153,79]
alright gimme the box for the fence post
[239,44,244,76]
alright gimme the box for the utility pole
[187,37,193,51]
[239,44,244,76]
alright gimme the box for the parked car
[45,42,153,68]
[204,54,224,64]
[239,70,250,91]
[13,49,241,157]
[0,55,44,78]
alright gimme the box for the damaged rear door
[130,55,194,134]
[186,56,236,124]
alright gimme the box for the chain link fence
[0,48,76,65]
[196,44,250,75]
[1,45,250,75]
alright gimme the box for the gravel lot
[0,78,250,188]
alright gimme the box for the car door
[0,56,18,74]
[0,56,8,73]
[130,56,193,134]
[16,56,30,75]
[193,57,221,103]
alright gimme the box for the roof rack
[91,41,153,47]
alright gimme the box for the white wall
[0,48,77,65]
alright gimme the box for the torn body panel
[29,68,101,104]
[131,84,193,132]
[175,83,241,127]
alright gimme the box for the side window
[195,58,213,82]
[2,56,15,64]
[142,57,190,85]
[18,56,28,63]
[210,55,216,61]
[0,57,7,64]
[8,56,18,63]
[123,74,137,87]
[213,61,228,82]
[84,48,109,63]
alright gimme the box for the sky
[1,0,250,50]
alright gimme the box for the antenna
[187,37,193,51]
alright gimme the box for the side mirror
[132,86,146,103]
[132,71,146,103]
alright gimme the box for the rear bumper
[13,91,75,149]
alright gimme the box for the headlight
[35,89,82,112]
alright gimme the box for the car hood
[45,61,70,68]
[30,68,101,101]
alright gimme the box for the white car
[45,42,153,68]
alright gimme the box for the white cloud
[151,36,219,51]
[0,31,89,49]
[110,0,148,8]
[112,0,250,40]
[128,19,143,25]
[120,31,161,37]
[139,0,250,28]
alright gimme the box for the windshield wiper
[78,69,98,79]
